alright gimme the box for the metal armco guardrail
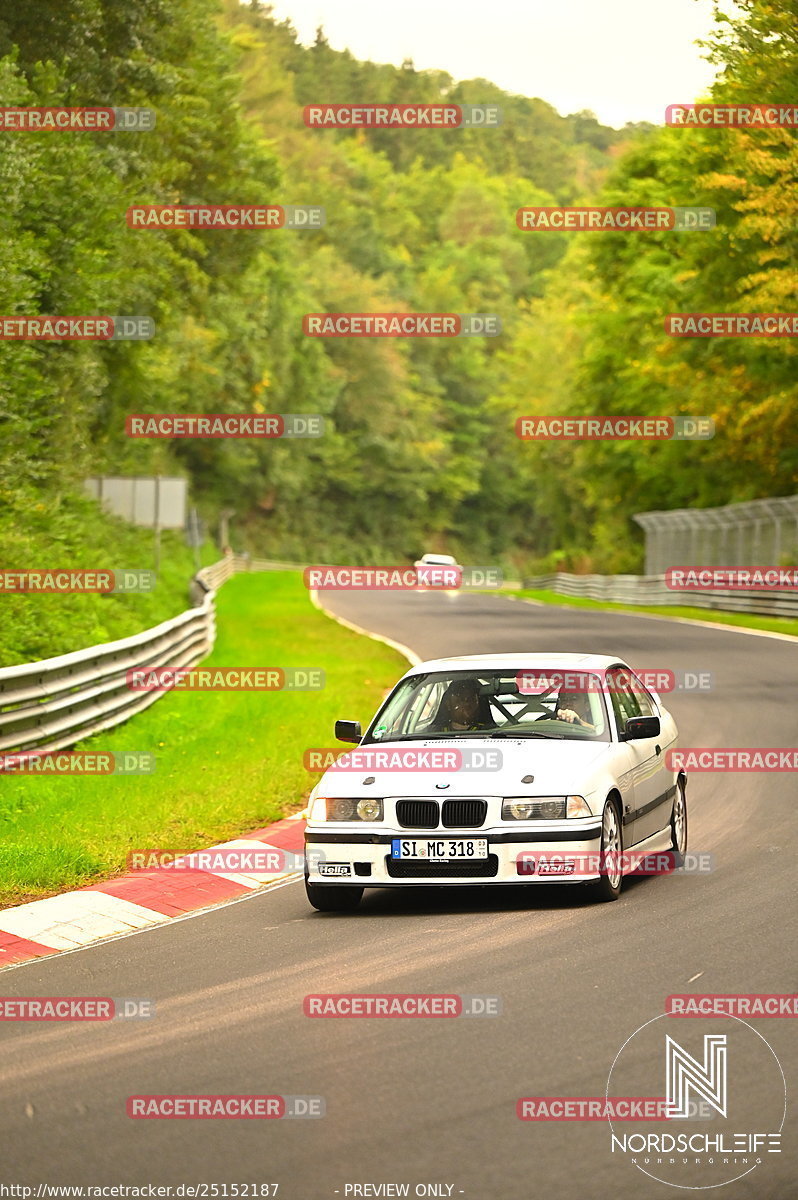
[0,558,243,757]
[519,572,798,619]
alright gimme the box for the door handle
[655,744,662,756]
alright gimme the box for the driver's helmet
[435,678,490,727]
[558,689,591,718]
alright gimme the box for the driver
[433,678,492,732]
[556,690,597,732]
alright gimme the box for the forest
[0,0,795,576]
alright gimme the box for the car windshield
[364,670,610,743]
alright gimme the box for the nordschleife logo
[606,1013,786,1189]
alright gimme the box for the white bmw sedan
[304,653,687,910]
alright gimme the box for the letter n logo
[665,1034,727,1118]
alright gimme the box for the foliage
[0,0,793,610]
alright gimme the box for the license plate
[391,838,488,861]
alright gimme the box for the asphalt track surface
[1,588,796,1199]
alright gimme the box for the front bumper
[305,821,603,886]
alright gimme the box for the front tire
[305,879,363,912]
[592,798,623,902]
[668,777,688,866]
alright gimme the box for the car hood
[314,737,611,799]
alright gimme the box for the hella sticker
[538,860,576,876]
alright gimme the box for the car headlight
[356,797,383,821]
[502,796,591,820]
[503,797,566,820]
[320,797,384,821]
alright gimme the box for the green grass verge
[0,571,408,907]
[0,485,222,665]
[504,588,798,639]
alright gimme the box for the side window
[628,673,657,717]
[410,682,443,731]
[374,680,431,737]
[606,668,641,733]
[584,690,607,736]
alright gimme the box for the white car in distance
[414,553,460,569]
[412,552,462,588]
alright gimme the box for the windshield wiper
[363,734,435,743]
[364,732,471,743]
[365,730,496,743]
[489,730,564,739]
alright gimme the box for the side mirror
[335,719,362,744]
[624,715,660,740]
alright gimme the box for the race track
[1,589,795,1199]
